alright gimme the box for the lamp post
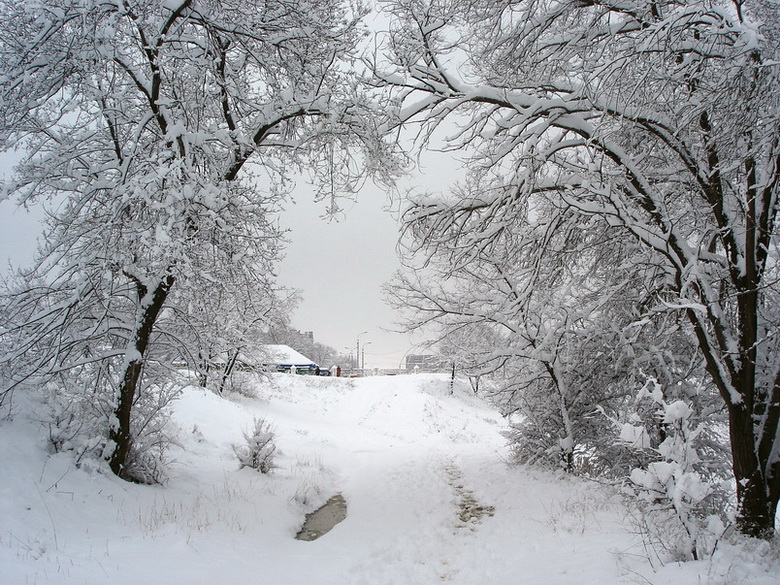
[362,341,372,371]
[344,347,353,372]
[356,331,368,375]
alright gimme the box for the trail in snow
[2,373,779,585]
[251,374,509,584]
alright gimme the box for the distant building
[260,344,324,375]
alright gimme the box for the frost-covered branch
[378,0,780,538]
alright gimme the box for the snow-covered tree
[389,192,701,475]
[0,0,383,481]
[376,0,780,537]
[171,271,293,392]
[434,323,501,393]
[234,417,277,473]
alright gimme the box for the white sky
[0,200,40,271]
[277,183,414,369]
[277,137,464,369]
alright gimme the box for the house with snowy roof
[260,344,321,375]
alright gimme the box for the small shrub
[234,417,277,473]
[612,378,730,562]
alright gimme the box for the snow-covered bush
[499,324,640,476]
[613,379,730,562]
[42,367,180,484]
[217,370,264,398]
[43,379,110,466]
[234,418,277,474]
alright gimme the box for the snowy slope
[1,374,778,585]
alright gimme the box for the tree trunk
[218,348,241,395]
[688,306,778,538]
[450,362,455,395]
[545,361,575,473]
[109,274,175,480]
[197,351,211,388]
[729,402,777,539]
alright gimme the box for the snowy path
[244,375,628,585]
[256,375,509,584]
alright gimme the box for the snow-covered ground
[2,374,778,584]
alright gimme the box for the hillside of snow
[2,373,778,584]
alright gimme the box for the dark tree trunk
[450,362,455,395]
[197,350,212,388]
[218,348,241,395]
[198,362,210,388]
[560,448,574,474]
[686,270,778,538]
[109,274,175,480]
[729,402,777,539]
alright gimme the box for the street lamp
[362,341,373,370]
[356,331,368,374]
[343,347,353,372]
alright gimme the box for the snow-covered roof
[261,344,317,367]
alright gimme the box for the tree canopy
[376,0,780,538]
[0,0,386,481]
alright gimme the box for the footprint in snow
[444,463,495,530]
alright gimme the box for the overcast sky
[276,133,467,369]
[277,183,414,369]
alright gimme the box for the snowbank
[1,374,778,584]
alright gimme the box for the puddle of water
[295,494,348,541]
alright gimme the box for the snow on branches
[376,0,780,537]
[613,378,729,562]
[0,0,382,481]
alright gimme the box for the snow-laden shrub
[612,378,730,563]
[43,379,111,467]
[234,417,277,474]
[218,370,263,398]
[503,374,635,476]
[42,366,180,483]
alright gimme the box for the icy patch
[295,494,348,541]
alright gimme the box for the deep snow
[1,373,778,584]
